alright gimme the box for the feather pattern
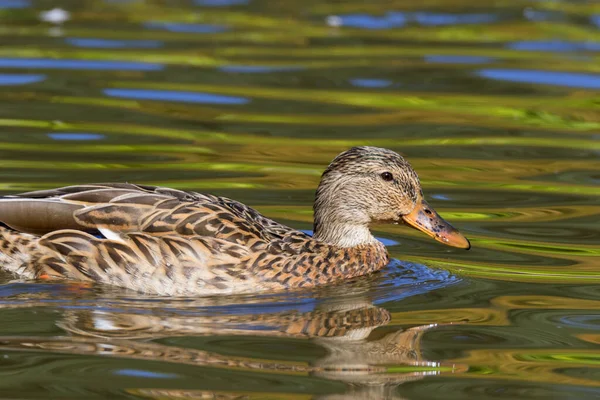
[0,147,469,295]
[0,182,388,295]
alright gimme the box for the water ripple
[144,21,229,34]
[0,73,44,85]
[478,69,600,89]
[103,88,250,105]
[0,0,29,8]
[425,55,494,64]
[0,0,598,397]
[508,40,600,53]
[65,38,164,49]
[0,58,163,71]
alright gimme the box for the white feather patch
[99,227,125,243]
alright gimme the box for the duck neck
[313,220,376,248]
[312,178,377,248]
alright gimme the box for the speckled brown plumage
[0,183,388,295]
[0,147,469,295]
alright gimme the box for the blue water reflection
[114,369,179,379]
[333,11,497,30]
[412,12,497,26]
[558,315,600,330]
[508,40,600,52]
[66,38,163,49]
[478,69,600,89]
[349,78,393,88]
[104,88,250,104]
[0,58,163,71]
[48,133,105,141]
[431,194,452,201]
[334,12,406,29]
[0,0,30,8]
[0,73,45,85]
[144,21,228,34]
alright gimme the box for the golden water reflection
[0,0,599,398]
[0,298,467,399]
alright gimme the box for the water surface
[0,0,599,398]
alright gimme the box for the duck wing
[0,183,317,294]
[0,183,175,235]
[0,183,306,246]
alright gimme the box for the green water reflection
[0,0,598,398]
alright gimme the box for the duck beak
[401,196,471,250]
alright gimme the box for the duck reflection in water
[0,292,466,399]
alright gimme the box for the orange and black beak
[401,196,470,250]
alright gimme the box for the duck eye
[380,172,394,182]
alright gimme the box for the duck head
[313,146,470,249]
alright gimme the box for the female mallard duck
[0,146,469,295]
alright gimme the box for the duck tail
[0,226,38,279]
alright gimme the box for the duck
[0,146,469,295]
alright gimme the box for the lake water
[0,0,599,398]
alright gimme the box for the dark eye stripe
[380,172,394,181]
